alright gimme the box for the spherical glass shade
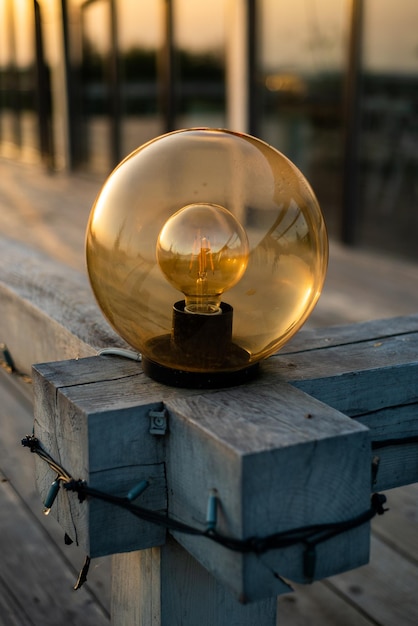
[86,128,328,385]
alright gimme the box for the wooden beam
[33,354,371,602]
[3,236,418,623]
[0,237,125,375]
[271,319,418,490]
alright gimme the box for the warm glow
[157,203,249,314]
[2,0,416,73]
[86,128,328,378]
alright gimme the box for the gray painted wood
[1,235,417,624]
[33,355,370,602]
[111,538,278,626]
[0,367,111,617]
[0,469,109,626]
[33,359,167,557]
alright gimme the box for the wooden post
[33,353,371,622]
[31,313,418,624]
[111,541,278,626]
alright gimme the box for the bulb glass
[157,203,249,314]
[86,128,328,375]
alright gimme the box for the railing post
[32,353,372,625]
[111,541,278,625]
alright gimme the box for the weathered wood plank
[0,367,111,614]
[0,575,28,626]
[0,236,125,376]
[371,483,418,561]
[371,442,418,491]
[165,384,370,598]
[33,361,168,557]
[277,581,375,625]
[111,538,278,626]
[0,469,109,626]
[33,356,371,602]
[276,332,418,402]
[283,313,418,353]
[111,549,161,626]
[271,325,418,490]
[327,534,418,626]
[276,483,418,625]
[159,537,277,626]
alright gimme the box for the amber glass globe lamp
[86,128,328,387]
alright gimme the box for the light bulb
[156,203,249,315]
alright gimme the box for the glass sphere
[86,128,328,383]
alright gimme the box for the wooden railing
[2,236,417,625]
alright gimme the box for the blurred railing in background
[0,0,417,261]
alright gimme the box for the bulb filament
[190,232,214,278]
[188,231,219,313]
[156,202,250,316]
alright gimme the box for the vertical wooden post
[111,539,278,626]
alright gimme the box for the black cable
[22,434,388,557]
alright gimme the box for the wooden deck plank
[277,581,375,626]
[0,571,32,626]
[371,483,418,563]
[0,469,109,626]
[276,491,418,626]
[326,535,418,626]
[0,368,111,618]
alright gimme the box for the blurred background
[0,4,417,624]
[0,0,417,262]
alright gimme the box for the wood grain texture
[3,234,418,621]
[164,383,370,598]
[271,321,418,490]
[33,355,370,601]
[33,359,168,557]
[0,469,109,626]
[327,534,418,626]
[0,367,111,617]
[160,536,277,626]
[111,549,161,626]
[111,538,277,626]
[0,236,125,376]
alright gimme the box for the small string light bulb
[43,477,61,515]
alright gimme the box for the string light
[22,434,388,587]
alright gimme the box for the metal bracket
[149,408,168,436]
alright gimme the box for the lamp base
[142,300,259,388]
[141,356,259,389]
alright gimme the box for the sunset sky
[116,0,418,74]
[1,0,417,74]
